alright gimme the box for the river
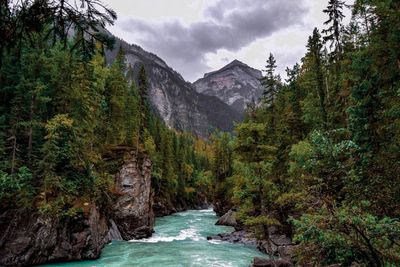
[44,209,266,267]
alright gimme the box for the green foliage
[0,167,35,208]
[215,1,400,266]
[0,23,212,217]
[293,204,400,266]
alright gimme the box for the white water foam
[191,254,235,267]
[129,226,204,243]
[207,239,225,245]
[198,209,213,213]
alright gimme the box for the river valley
[43,209,266,267]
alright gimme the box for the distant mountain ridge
[193,60,263,113]
[105,34,242,138]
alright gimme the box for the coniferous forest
[0,0,399,267]
[211,1,400,266]
[0,0,212,224]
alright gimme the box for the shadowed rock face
[193,60,263,113]
[0,206,109,266]
[105,36,242,139]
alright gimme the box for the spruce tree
[322,0,346,57]
[261,53,278,106]
[306,28,327,129]
[104,47,127,145]
[138,65,150,137]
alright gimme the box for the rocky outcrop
[153,202,181,217]
[105,36,242,139]
[0,150,154,266]
[193,59,263,113]
[252,257,293,267]
[257,227,296,261]
[215,209,237,228]
[213,199,232,217]
[207,230,257,246]
[0,206,109,266]
[113,151,154,239]
[107,219,123,241]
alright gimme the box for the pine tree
[137,65,150,140]
[322,0,346,58]
[285,63,304,140]
[306,28,328,129]
[261,53,278,106]
[104,47,127,145]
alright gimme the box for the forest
[0,0,399,266]
[0,0,212,218]
[212,0,400,266]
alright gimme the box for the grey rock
[0,206,109,266]
[193,59,263,113]
[107,219,123,241]
[207,230,257,246]
[113,151,154,240]
[257,232,295,260]
[215,209,237,227]
[252,257,293,267]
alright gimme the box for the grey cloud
[117,0,307,81]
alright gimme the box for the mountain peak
[193,59,263,113]
[202,59,258,79]
[225,59,246,68]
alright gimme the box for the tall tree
[104,47,127,145]
[137,65,150,141]
[306,28,328,129]
[322,0,346,58]
[261,53,278,106]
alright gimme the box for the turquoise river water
[43,209,266,267]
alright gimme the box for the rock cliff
[105,36,243,139]
[113,151,154,239]
[193,60,263,113]
[0,206,109,266]
[0,151,154,266]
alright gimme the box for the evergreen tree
[322,0,346,57]
[138,65,150,140]
[260,53,278,106]
[104,47,127,145]
[306,28,328,129]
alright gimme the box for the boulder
[257,227,295,260]
[253,257,293,267]
[215,209,237,227]
[207,230,257,246]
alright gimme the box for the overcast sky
[103,0,353,82]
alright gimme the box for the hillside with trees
[0,0,211,225]
[212,0,400,265]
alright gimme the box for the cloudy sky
[103,0,353,82]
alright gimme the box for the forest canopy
[212,0,400,265]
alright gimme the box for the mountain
[105,37,242,139]
[193,60,263,113]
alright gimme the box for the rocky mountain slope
[193,60,263,113]
[105,36,242,139]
